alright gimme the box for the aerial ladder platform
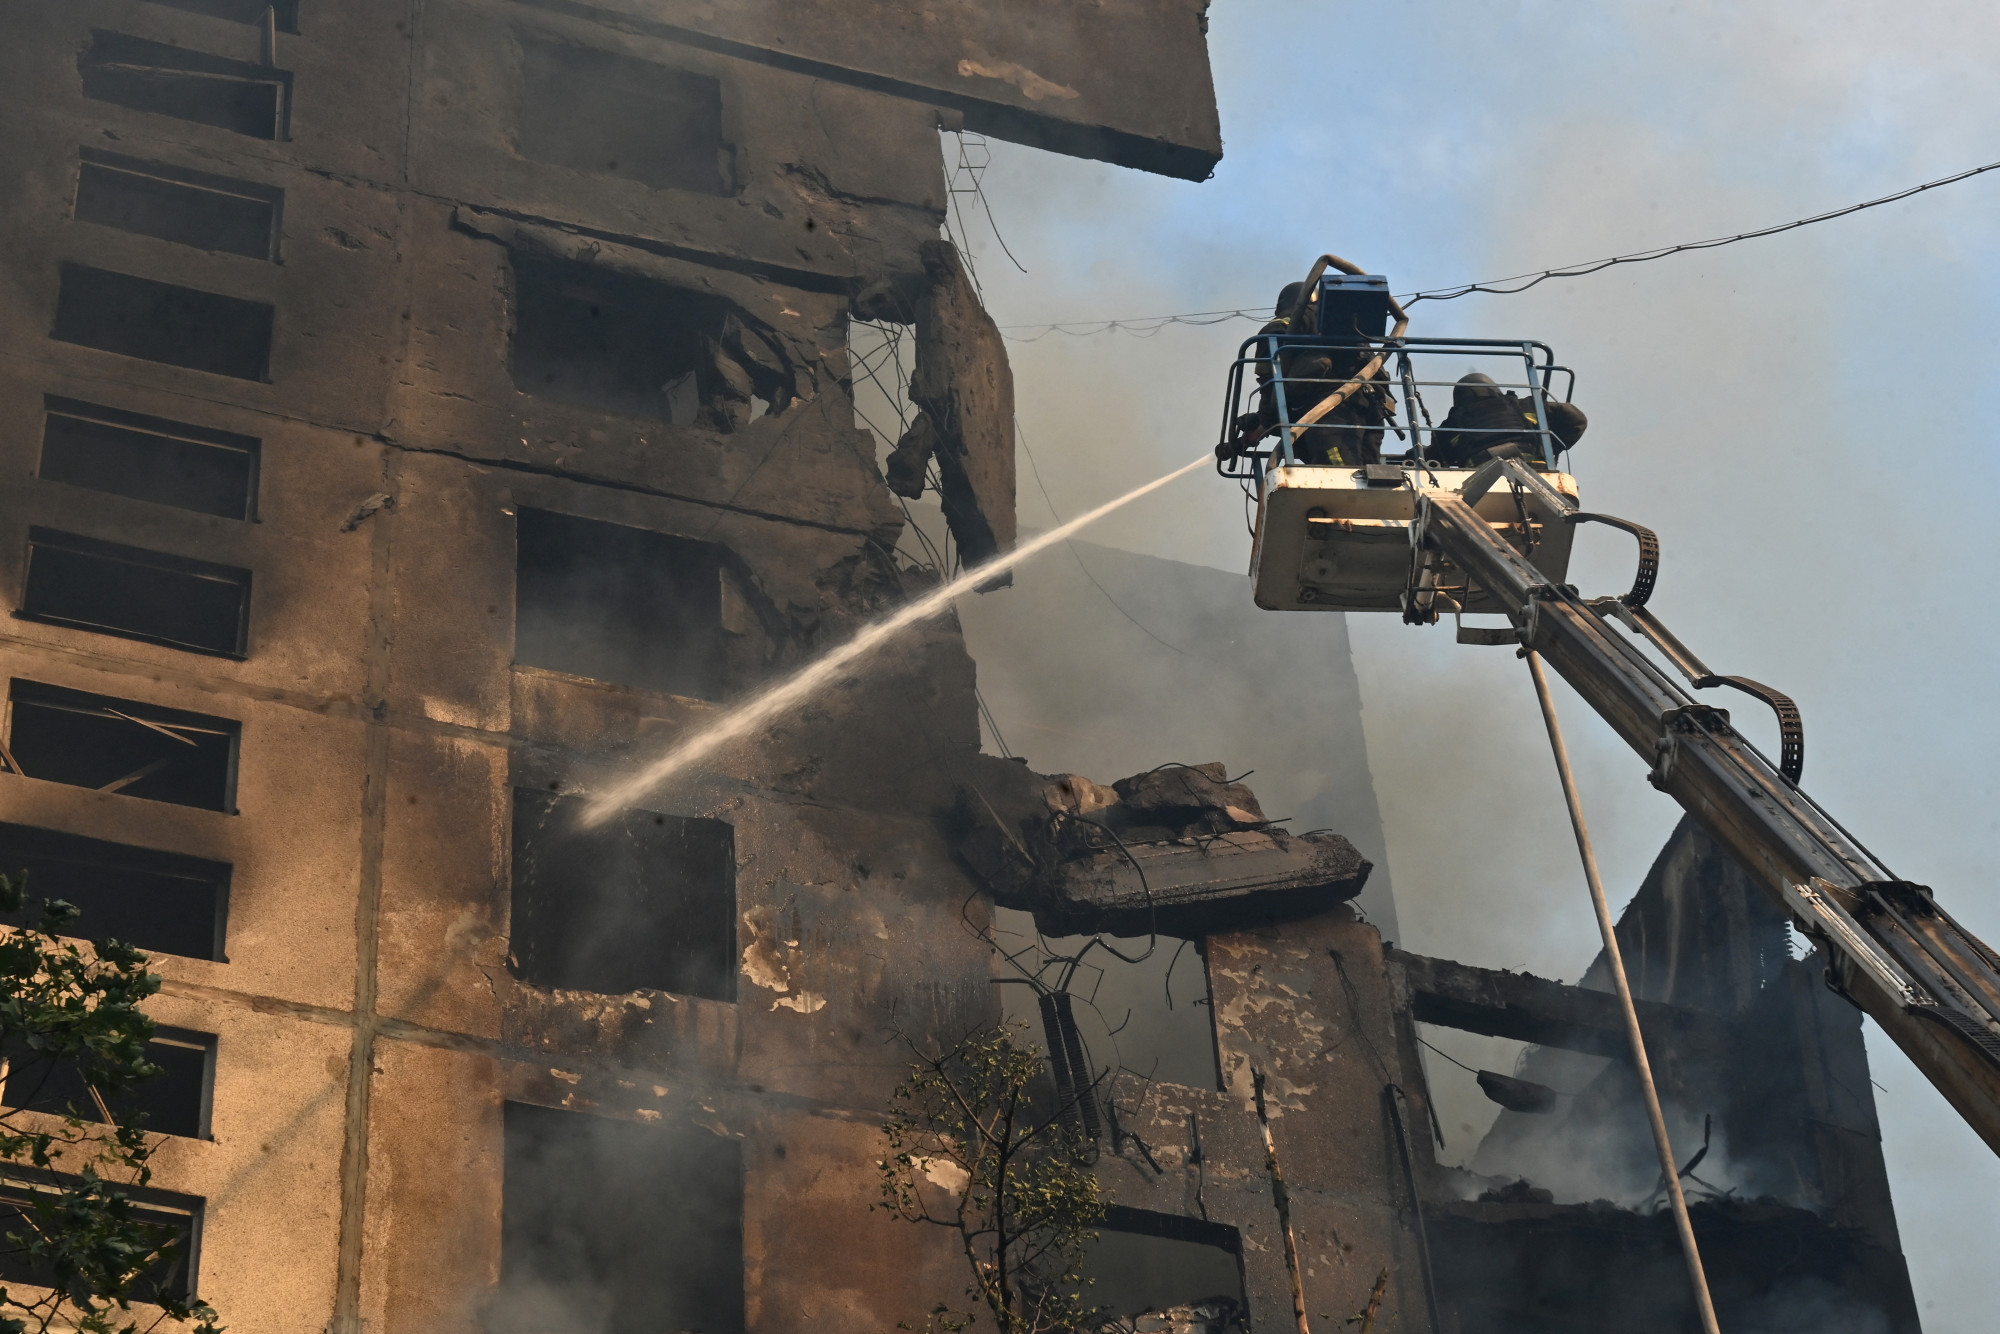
[1217,255,2000,1157]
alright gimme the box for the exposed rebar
[1383,1084,1444,1334]
[1351,1268,1389,1334]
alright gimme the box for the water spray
[579,454,1212,826]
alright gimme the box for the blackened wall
[0,2,1219,1331]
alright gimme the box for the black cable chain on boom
[1566,507,1802,782]
[1697,676,1805,784]
[1566,511,1660,608]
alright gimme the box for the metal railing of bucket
[1215,334,1579,482]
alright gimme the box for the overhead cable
[1000,307,1268,342]
[1399,153,2000,303]
[996,153,2000,339]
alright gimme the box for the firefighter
[1219,283,1395,466]
[1427,372,1587,468]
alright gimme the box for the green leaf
[0,876,218,1333]
[879,1025,1107,1334]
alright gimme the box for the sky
[936,3,2000,1328]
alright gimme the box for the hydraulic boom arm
[1413,456,2000,1153]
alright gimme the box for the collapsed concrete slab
[885,240,1017,575]
[953,760,1371,937]
[1389,949,1736,1062]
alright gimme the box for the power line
[1000,307,1267,342]
[1400,153,2000,304]
[996,152,2000,339]
[1416,1035,1483,1076]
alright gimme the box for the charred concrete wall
[1419,818,1919,1333]
[8,5,1903,1333]
[947,753,1448,1333]
[0,2,1218,1331]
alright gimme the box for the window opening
[0,1027,215,1140]
[40,396,259,521]
[76,150,281,261]
[497,1101,743,1334]
[79,30,291,140]
[144,0,301,32]
[514,508,724,699]
[0,1174,202,1302]
[53,264,275,382]
[516,39,728,195]
[1086,1206,1246,1328]
[4,681,239,813]
[0,823,229,962]
[509,790,735,1001]
[992,906,1220,1092]
[509,255,783,428]
[22,528,251,658]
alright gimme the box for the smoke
[477,1102,743,1334]
[935,6,2000,1325]
[1467,1060,1755,1208]
[580,455,1210,824]
[1734,1280,1891,1334]
[482,1276,613,1334]
[949,536,1402,940]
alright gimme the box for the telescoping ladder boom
[1413,455,2000,1153]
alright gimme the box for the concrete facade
[0,4,1918,1334]
[0,2,1244,1331]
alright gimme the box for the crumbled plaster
[741,900,828,1012]
[1209,939,1329,1117]
[956,55,1080,102]
[916,1155,970,1195]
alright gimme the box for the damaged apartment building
[0,1,1923,1332]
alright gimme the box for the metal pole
[1524,651,1723,1334]
[1384,1085,1445,1334]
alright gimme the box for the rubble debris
[954,761,1371,937]
[907,239,1015,573]
[452,206,819,427]
[884,410,939,499]
[1476,1179,1555,1205]
[1463,817,1917,1334]
[1104,764,1270,838]
[1108,1297,1249,1334]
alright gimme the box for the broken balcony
[954,761,1371,938]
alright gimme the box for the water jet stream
[580,454,1212,826]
